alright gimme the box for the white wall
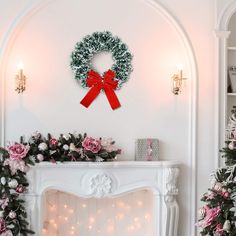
[0,0,217,236]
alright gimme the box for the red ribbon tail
[80,86,101,108]
[104,87,121,110]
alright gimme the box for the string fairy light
[43,189,153,235]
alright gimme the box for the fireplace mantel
[25,161,180,236]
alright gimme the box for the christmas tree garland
[0,132,120,235]
[70,31,133,89]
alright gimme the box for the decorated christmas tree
[197,106,236,235]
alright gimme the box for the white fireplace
[25,161,180,236]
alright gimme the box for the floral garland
[0,132,120,236]
[70,31,133,89]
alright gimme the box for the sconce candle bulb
[171,65,187,95]
[15,62,26,93]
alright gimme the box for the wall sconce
[15,62,26,93]
[171,65,187,95]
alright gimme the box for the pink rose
[196,205,220,228]
[216,223,223,234]
[0,230,13,236]
[7,143,29,160]
[222,191,230,199]
[0,198,9,210]
[49,138,58,146]
[0,219,6,233]
[82,137,101,153]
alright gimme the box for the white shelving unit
[227,46,236,117]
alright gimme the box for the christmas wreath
[0,132,121,235]
[70,31,133,110]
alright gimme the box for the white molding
[0,1,198,235]
[145,1,198,234]
[217,0,236,31]
[0,0,52,147]
[26,161,180,236]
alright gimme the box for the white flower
[214,182,223,191]
[198,207,206,219]
[69,143,76,151]
[101,138,113,147]
[228,141,235,150]
[8,179,18,189]
[223,220,231,232]
[36,154,44,162]
[38,142,48,151]
[69,143,80,152]
[0,211,3,218]
[63,144,69,151]
[101,138,117,152]
[63,134,71,141]
[210,175,216,188]
[8,211,16,219]
[95,156,104,162]
[32,131,41,140]
[73,131,79,138]
[0,177,6,186]
[3,159,29,175]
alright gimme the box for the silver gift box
[135,139,159,161]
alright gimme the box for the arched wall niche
[0,0,197,235]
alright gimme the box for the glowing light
[89,217,95,224]
[82,204,87,208]
[64,204,68,209]
[137,201,143,207]
[117,201,125,208]
[144,214,151,221]
[64,217,68,221]
[88,225,93,230]
[17,62,24,70]
[135,223,141,229]
[127,225,135,232]
[49,219,55,224]
[134,217,139,222]
[107,224,114,234]
[177,64,183,71]
[69,209,74,214]
[116,213,124,220]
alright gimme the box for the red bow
[80,70,121,110]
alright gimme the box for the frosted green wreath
[70,31,133,88]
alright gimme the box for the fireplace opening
[42,189,154,236]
